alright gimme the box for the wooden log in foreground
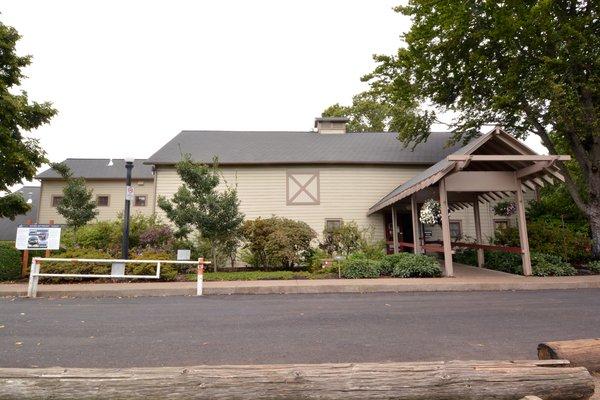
[539,338,600,373]
[0,360,594,400]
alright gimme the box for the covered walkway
[369,127,571,277]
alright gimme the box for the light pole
[121,158,135,260]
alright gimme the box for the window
[494,219,510,231]
[449,220,462,240]
[97,195,110,207]
[325,218,342,232]
[51,196,63,207]
[134,195,147,207]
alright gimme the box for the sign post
[121,159,135,260]
[197,258,204,296]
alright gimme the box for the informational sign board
[15,224,61,250]
[177,249,191,261]
[125,185,135,201]
[424,230,433,238]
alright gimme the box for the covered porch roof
[369,127,571,278]
[368,127,569,214]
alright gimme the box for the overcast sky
[3,0,545,188]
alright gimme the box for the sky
[3,0,545,188]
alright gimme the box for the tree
[352,1,600,258]
[0,21,57,219]
[157,156,244,272]
[54,165,98,243]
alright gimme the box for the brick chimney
[314,117,349,134]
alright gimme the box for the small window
[51,196,63,207]
[494,219,510,231]
[97,195,110,207]
[449,220,462,240]
[134,195,147,207]
[325,218,342,232]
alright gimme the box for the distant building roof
[146,131,463,166]
[36,159,153,180]
[0,186,41,241]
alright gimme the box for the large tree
[343,1,600,258]
[158,156,244,272]
[0,21,57,219]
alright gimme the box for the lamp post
[121,158,135,260]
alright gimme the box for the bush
[0,242,21,281]
[530,253,576,277]
[320,221,365,256]
[340,254,381,279]
[130,250,177,281]
[492,221,591,263]
[378,253,408,276]
[388,253,442,278]
[41,248,113,281]
[484,250,575,276]
[453,249,477,266]
[586,261,600,274]
[242,217,317,269]
[201,270,312,281]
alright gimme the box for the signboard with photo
[15,224,62,250]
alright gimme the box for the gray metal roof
[146,131,462,166]
[0,186,41,241]
[36,159,154,180]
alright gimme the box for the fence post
[196,257,204,296]
[27,258,40,298]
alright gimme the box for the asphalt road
[1,290,599,368]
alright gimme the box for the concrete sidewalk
[2,264,600,298]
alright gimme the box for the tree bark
[538,338,600,373]
[590,200,600,259]
[0,360,594,400]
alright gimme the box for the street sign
[125,185,134,201]
[16,224,61,250]
[177,249,191,261]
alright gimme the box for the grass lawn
[186,270,336,282]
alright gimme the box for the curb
[2,279,600,298]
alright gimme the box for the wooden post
[410,195,421,254]
[44,219,54,258]
[515,179,532,276]
[391,206,399,254]
[20,218,32,277]
[472,197,484,268]
[439,179,454,277]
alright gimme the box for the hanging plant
[493,200,517,217]
[419,199,441,225]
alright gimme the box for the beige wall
[154,164,427,242]
[38,179,155,224]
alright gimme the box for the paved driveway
[1,289,599,368]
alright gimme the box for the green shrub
[484,250,575,276]
[340,255,381,279]
[454,249,477,266]
[530,253,576,277]
[41,248,113,282]
[0,242,21,281]
[378,253,411,276]
[492,221,591,263]
[586,261,600,274]
[130,250,178,281]
[200,270,312,281]
[389,253,442,278]
[242,217,317,269]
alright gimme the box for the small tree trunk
[590,211,600,260]
[211,242,217,273]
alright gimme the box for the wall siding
[38,179,155,224]
[154,165,426,241]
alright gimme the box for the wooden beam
[448,155,571,162]
[538,338,600,373]
[411,195,421,254]
[439,179,454,277]
[391,207,399,254]
[516,161,553,178]
[473,198,485,268]
[445,171,518,192]
[515,177,532,276]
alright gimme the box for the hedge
[0,242,21,281]
[386,253,442,278]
